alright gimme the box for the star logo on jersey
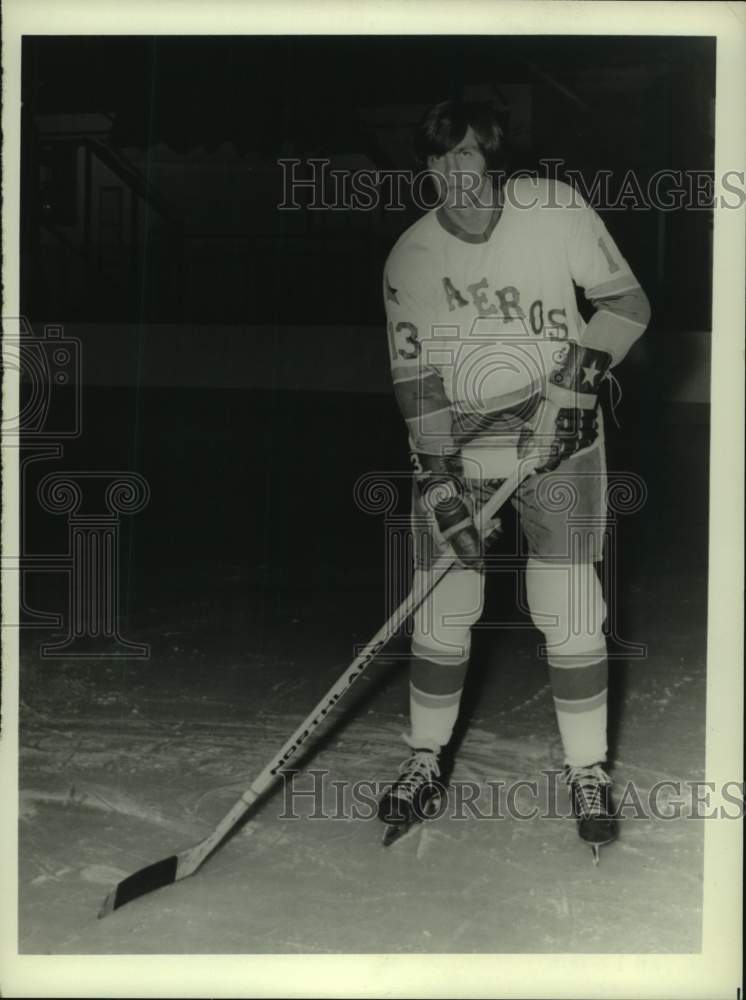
[386,279,400,304]
[581,361,601,388]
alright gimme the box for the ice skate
[564,762,618,865]
[378,746,449,847]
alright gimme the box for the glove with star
[532,341,612,474]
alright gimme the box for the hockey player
[378,100,650,859]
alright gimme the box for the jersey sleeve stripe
[393,372,453,452]
[402,412,453,450]
[392,365,438,385]
[592,286,651,327]
[394,372,451,417]
[391,361,443,381]
[595,307,648,330]
[586,275,641,299]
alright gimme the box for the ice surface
[18,582,706,954]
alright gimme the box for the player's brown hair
[414,100,507,174]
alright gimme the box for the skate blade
[589,837,616,865]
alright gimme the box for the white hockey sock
[526,558,609,766]
[405,566,482,751]
[408,683,462,750]
[553,690,608,766]
[548,645,609,765]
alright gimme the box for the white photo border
[1,2,743,997]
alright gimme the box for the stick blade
[98,855,179,918]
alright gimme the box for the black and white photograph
[1,1,743,997]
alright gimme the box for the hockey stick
[98,457,538,917]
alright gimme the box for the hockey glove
[533,341,612,474]
[415,453,484,571]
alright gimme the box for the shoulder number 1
[598,236,620,274]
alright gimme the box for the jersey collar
[436,199,504,244]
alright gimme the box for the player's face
[426,126,487,206]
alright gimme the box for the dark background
[22,35,714,326]
[18,35,713,650]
